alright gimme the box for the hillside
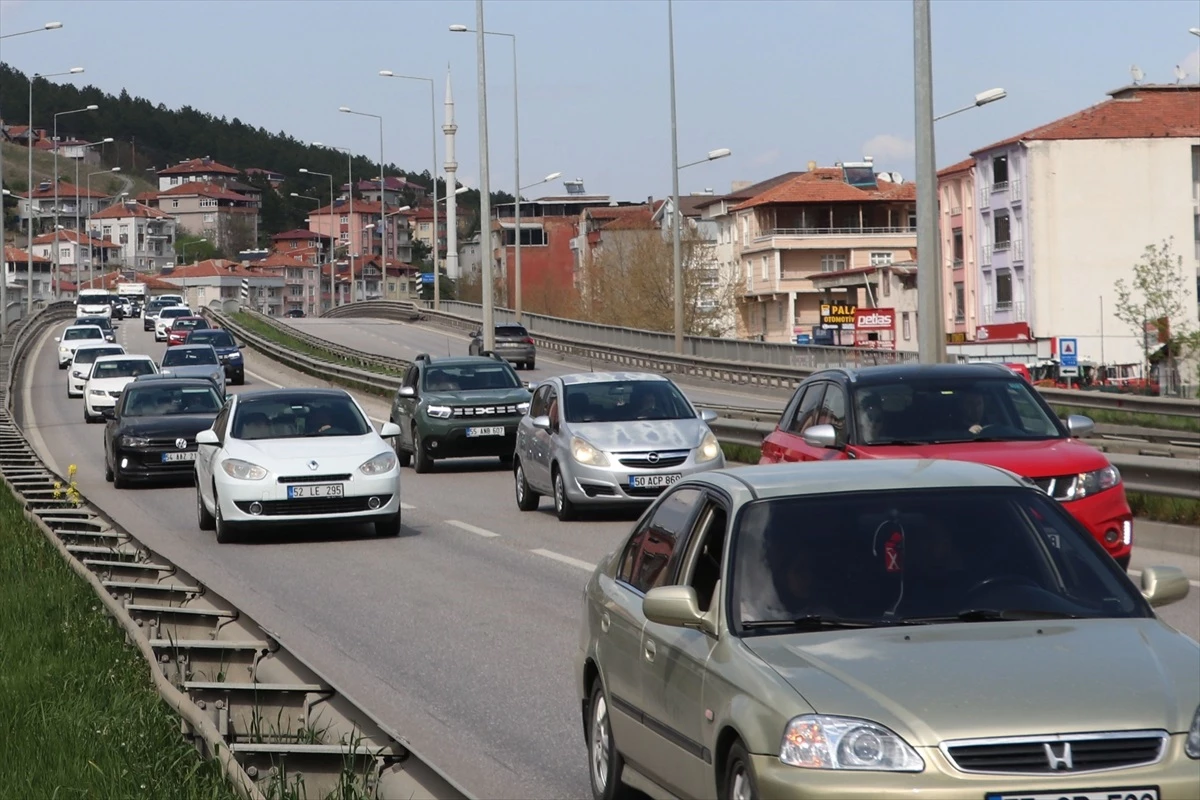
[0,62,511,248]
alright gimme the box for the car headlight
[1187,704,1200,759]
[71,370,84,378]
[426,404,452,419]
[571,436,609,466]
[221,458,268,480]
[780,715,924,772]
[119,435,151,448]
[1063,465,1121,501]
[517,401,530,414]
[359,451,397,475]
[696,430,721,463]
[228,351,243,360]
[89,389,106,397]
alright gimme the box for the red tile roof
[31,230,120,249]
[135,190,161,203]
[17,181,109,199]
[583,205,652,222]
[4,246,50,264]
[251,252,311,268]
[157,181,253,202]
[158,158,240,177]
[271,228,331,241]
[163,259,259,279]
[602,209,656,231]
[972,85,1200,156]
[308,199,404,216]
[91,201,171,220]
[937,158,974,178]
[76,273,178,291]
[733,168,916,210]
[692,172,806,209]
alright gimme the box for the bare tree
[217,212,257,259]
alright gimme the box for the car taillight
[523,337,534,344]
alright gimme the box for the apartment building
[937,158,981,342]
[15,181,113,236]
[155,181,259,251]
[164,259,285,314]
[306,199,413,270]
[157,157,241,191]
[2,245,52,305]
[88,201,177,272]
[730,162,917,342]
[30,230,120,275]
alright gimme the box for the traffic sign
[1058,337,1078,376]
[419,273,434,285]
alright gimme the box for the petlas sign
[854,308,895,331]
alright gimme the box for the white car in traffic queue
[155,306,194,342]
[194,388,404,543]
[56,324,106,368]
[83,354,159,423]
[67,343,127,398]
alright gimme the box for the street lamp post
[311,144,353,305]
[461,0,495,351]
[52,104,99,297]
[913,0,943,364]
[339,107,386,304]
[27,66,84,316]
[298,169,337,311]
[75,138,114,288]
[85,165,119,289]
[933,88,1006,122]
[378,71,442,311]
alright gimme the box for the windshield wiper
[741,615,886,631]
[868,439,929,446]
[905,608,1087,624]
[930,436,1014,444]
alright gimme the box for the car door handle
[644,641,656,662]
[600,612,610,633]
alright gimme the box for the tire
[720,740,759,800]
[232,372,245,386]
[528,360,535,371]
[196,483,215,531]
[84,409,97,424]
[392,421,412,467]
[374,513,401,537]
[113,465,128,490]
[104,459,114,483]
[412,427,432,474]
[59,361,68,370]
[514,459,540,511]
[587,681,631,800]
[213,487,239,544]
[553,465,578,521]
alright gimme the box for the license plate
[161,451,196,463]
[630,473,682,489]
[466,426,505,437]
[986,788,1159,800]
[287,483,344,498]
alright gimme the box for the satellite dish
[1174,65,1186,84]
[1130,64,1144,84]
[890,172,903,184]
[877,173,892,183]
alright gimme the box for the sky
[2,0,1198,202]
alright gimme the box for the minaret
[443,65,460,282]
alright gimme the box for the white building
[88,201,178,273]
[163,259,285,315]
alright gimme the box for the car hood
[746,618,1200,745]
[117,414,219,438]
[851,438,1110,478]
[569,418,709,452]
[425,389,531,406]
[61,339,102,349]
[210,345,240,356]
[86,376,140,392]
[227,433,390,471]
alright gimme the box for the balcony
[1009,178,1023,203]
[982,301,1027,323]
[951,258,964,270]
[753,225,915,243]
[978,187,991,209]
[1011,238,1024,263]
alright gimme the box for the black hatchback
[76,315,117,343]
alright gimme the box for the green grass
[230,311,404,386]
[1052,404,1200,434]
[0,483,241,800]
[1128,492,1200,527]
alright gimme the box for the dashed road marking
[400,502,416,511]
[531,548,595,572]
[445,520,500,538]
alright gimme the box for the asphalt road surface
[15,315,1199,800]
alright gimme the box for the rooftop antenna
[1130,64,1144,85]
[1174,65,1186,84]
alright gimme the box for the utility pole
[476,0,495,352]
[913,0,946,363]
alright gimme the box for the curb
[1136,519,1200,557]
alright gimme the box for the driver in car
[957,389,987,435]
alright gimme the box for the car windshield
[74,347,124,364]
[563,380,694,423]
[162,348,218,366]
[64,328,102,341]
[188,330,234,347]
[92,359,156,379]
[422,363,521,391]
[161,309,189,319]
[231,395,371,440]
[123,385,222,417]
[852,377,1062,445]
[78,317,112,329]
[731,487,1148,634]
[175,318,206,330]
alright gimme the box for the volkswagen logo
[175,438,188,450]
[646,452,660,464]
[307,460,319,471]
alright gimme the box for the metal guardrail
[323,299,1200,421]
[6,307,470,799]
[322,299,423,323]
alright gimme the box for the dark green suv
[389,354,533,473]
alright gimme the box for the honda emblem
[1043,742,1073,771]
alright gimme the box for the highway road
[14,316,1200,800]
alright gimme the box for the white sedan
[67,343,127,398]
[56,324,106,368]
[84,354,159,422]
[194,388,403,543]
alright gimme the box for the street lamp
[84,164,119,289]
[310,144,354,306]
[27,66,84,317]
[933,88,1007,122]
[1,21,63,39]
[1190,27,1200,36]
[52,104,99,297]
[339,107,387,305]
[671,147,730,352]
[299,168,337,311]
[378,70,442,310]
[438,186,469,204]
[450,21,528,321]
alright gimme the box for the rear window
[162,348,218,366]
[64,328,102,341]
[161,308,190,319]
[496,325,529,337]
[187,330,235,347]
[73,347,124,364]
[92,359,156,379]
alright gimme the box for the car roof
[93,353,155,364]
[808,362,1017,386]
[131,375,219,387]
[63,324,104,331]
[556,371,670,386]
[73,343,125,352]
[420,355,516,367]
[233,387,351,403]
[166,343,215,351]
[687,458,1025,501]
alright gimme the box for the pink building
[937,158,979,342]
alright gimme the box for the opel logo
[646,452,660,464]
[175,438,187,449]
[307,460,319,471]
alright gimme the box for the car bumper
[85,394,119,417]
[68,373,88,394]
[560,452,725,505]
[114,447,199,481]
[144,318,157,330]
[1062,484,1134,565]
[749,736,1200,799]
[218,359,244,378]
[492,345,536,363]
[214,472,402,524]
[420,421,522,459]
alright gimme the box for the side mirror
[643,586,705,629]
[1140,566,1189,608]
[195,429,219,446]
[802,423,841,449]
[1065,414,1094,438]
[525,381,536,391]
[397,386,416,398]
[54,337,60,342]
[379,421,402,438]
[699,408,718,423]
[531,415,551,431]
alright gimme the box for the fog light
[120,458,129,469]
[248,501,263,515]
[1123,519,1132,546]
[429,440,438,449]
[367,496,381,510]
[1104,528,1120,544]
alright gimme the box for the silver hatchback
[512,372,724,520]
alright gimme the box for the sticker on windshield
[883,528,904,573]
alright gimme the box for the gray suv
[512,372,724,520]
[468,323,536,370]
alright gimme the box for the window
[339,215,348,224]
[952,229,964,263]
[563,379,693,423]
[760,255,768,280]
[996,270,1013,308]
[617,487,704,593]
[683,500,730,613]
[203,213,215,224]
[954,282,965,321]
[869,252,893,266]
[820,254,846,273]
[815,384,847,443]
[501,227,548,246]
[232,394,371,439]
[170,177,179,186]
[992,155,1009,187]
[994,213,1011,248]
[902,311,912,340]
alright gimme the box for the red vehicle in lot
[166,316,210,347]
[759,363,1135,568]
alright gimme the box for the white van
[76,289,115,319]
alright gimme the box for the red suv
[759,363,1134,568]
[166,316,210,347]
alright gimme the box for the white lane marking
[531,548,595,572]
[1127,568,1200,588]
[400,502,416,510]
[22,330,64,476]
[445,520,500,538]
